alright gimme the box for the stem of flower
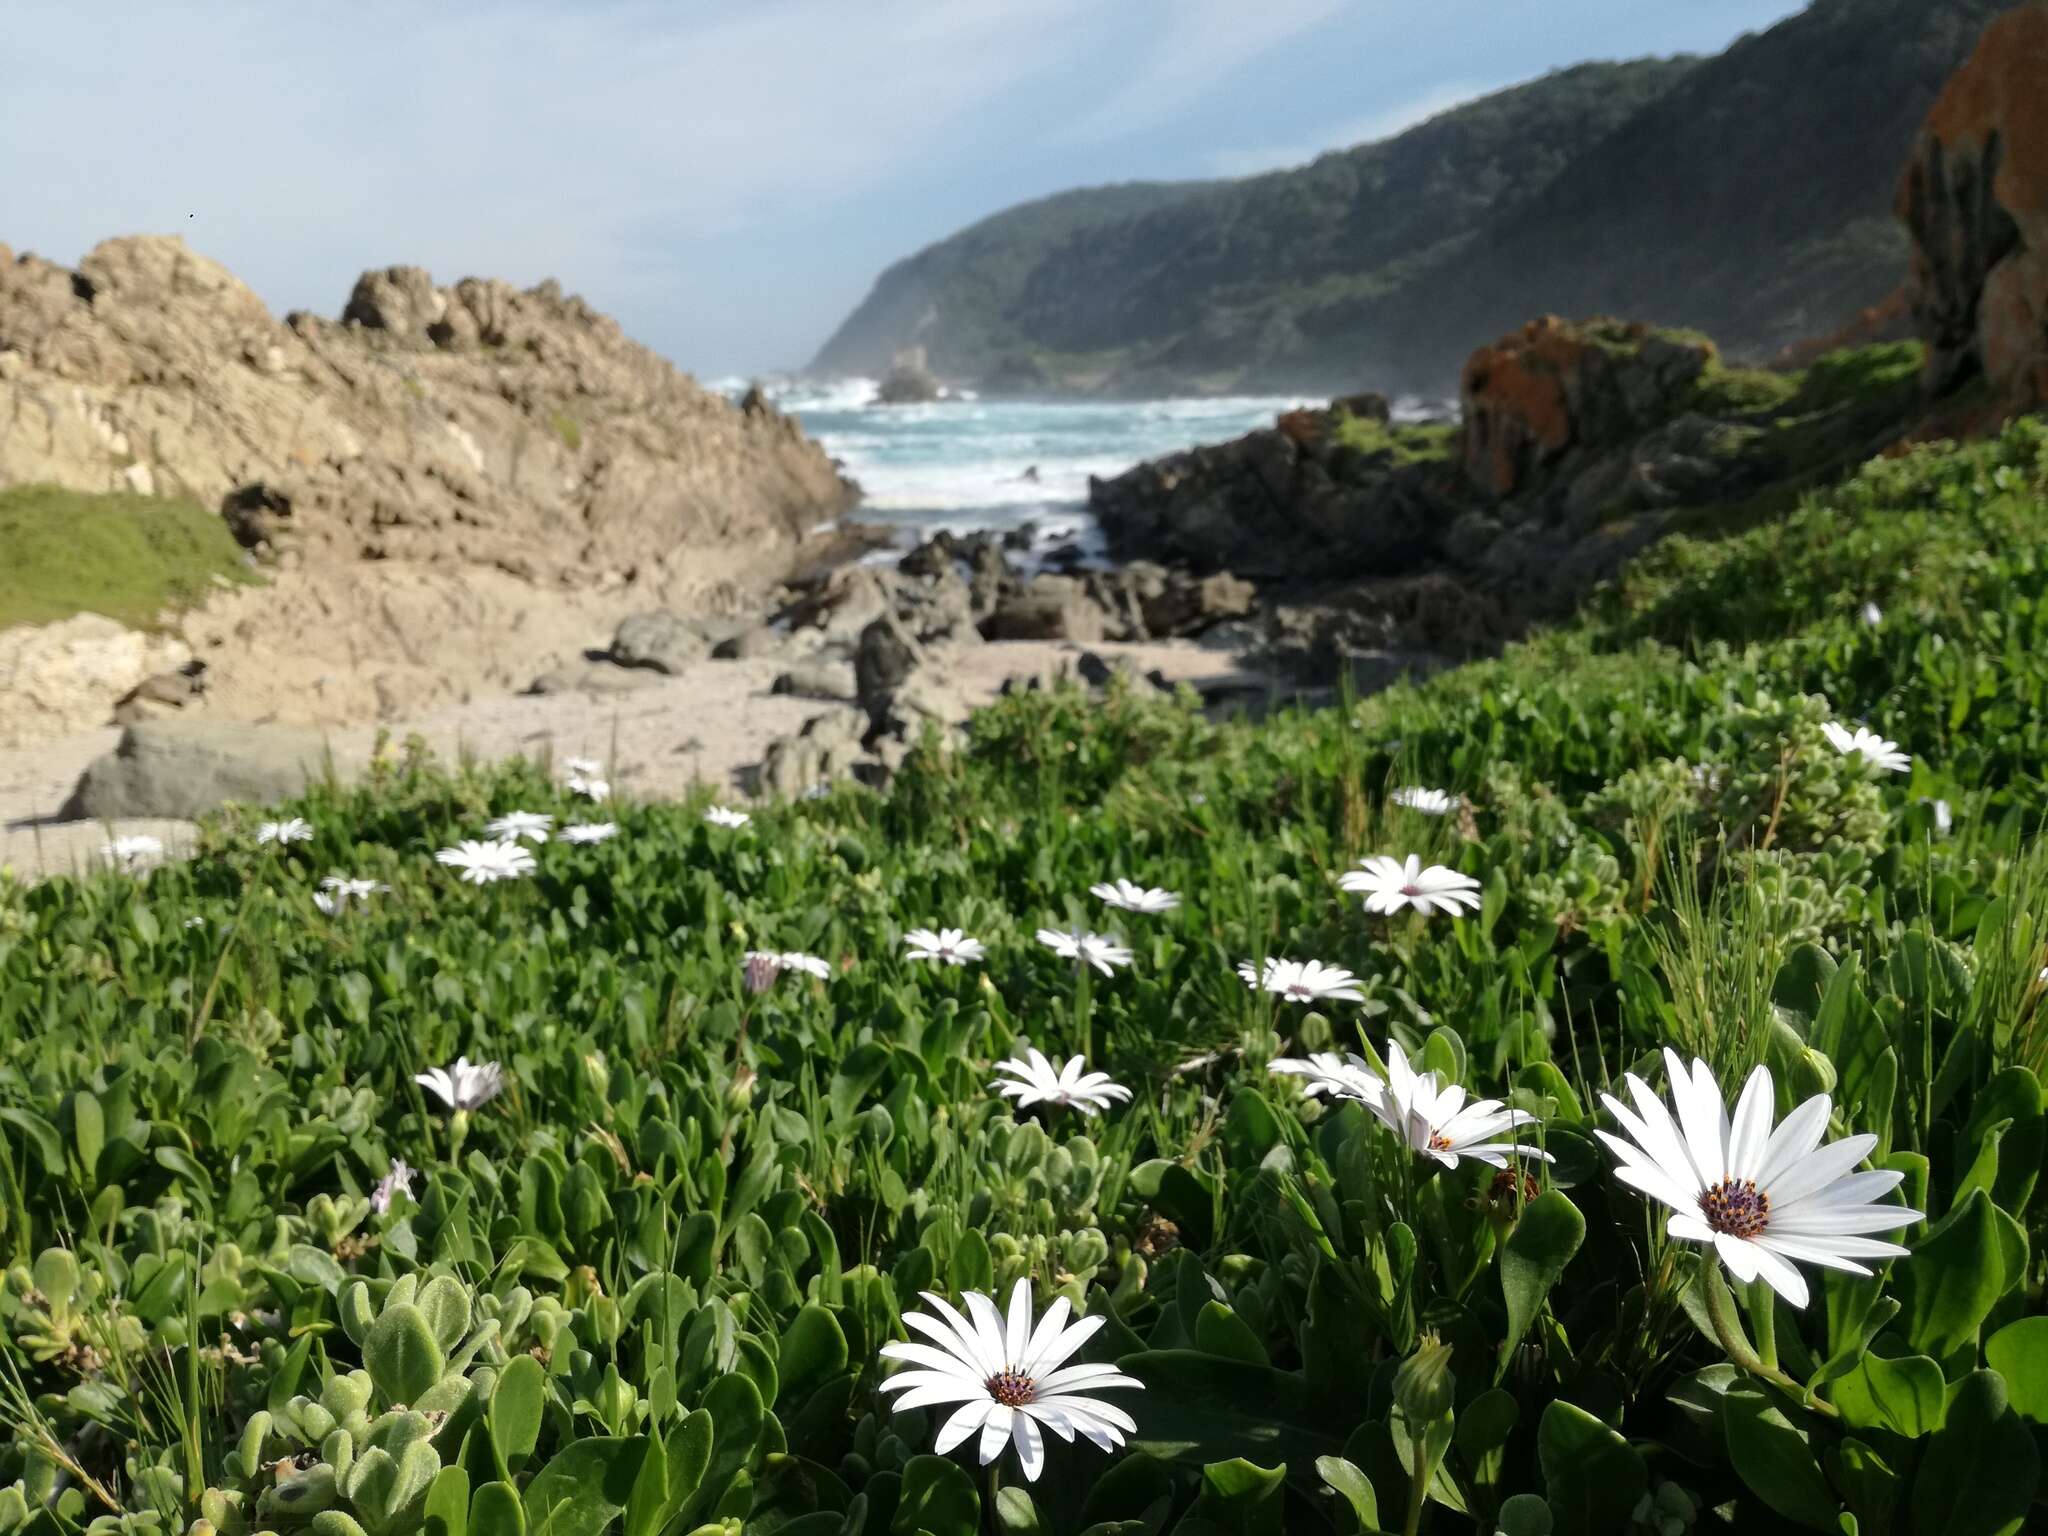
[986,1458,1002,1525]
[1747,1277,1779,1371]
[1074,958,1095,1061]
[1700,1258,1837,1417]
[1402,1432,1428,1536]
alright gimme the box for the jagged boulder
[874,347,941,404]
[1897,3,2048,408]
[610,612,711,674]
[983,576,1108,642]
[1458,317,1715,498]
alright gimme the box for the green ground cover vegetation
[3,423,2048,1533]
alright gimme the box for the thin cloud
[1058,0,1350,144]
[1208,79,1496,177]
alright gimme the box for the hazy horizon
[6,0,1808,377]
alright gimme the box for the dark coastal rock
[873,347,942,404]
[982,576,1108,642]
[1088,418,1454,580]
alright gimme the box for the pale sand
[0,641,1270,881]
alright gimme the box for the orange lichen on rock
[1457,316,1712,499]
[1897,3,2048,406]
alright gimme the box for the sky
[3,1,1809,378]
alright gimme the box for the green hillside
[812,0,2007,396]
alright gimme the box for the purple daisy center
[984,1368,1037,1407]
[1699,1177,1770,1239]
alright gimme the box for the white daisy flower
[1860,601,1883,626]
[1389,787,1459,816]
[320,874,388,907]
[1269,1051,1386,1104]
[905,927,986,966]
[1036,926,1133,976]
[1339,854,1483,918]
[991,1048,1131,1116]
[435,839,537,885]
[313,891,342,917]
[102,834,164,870]
[484,811,554,843]
[566,773,610,802]
[1372,1039,1551,1170]
[1089,878,1181,914]
[744,949,832,982]
[561,822,619,845]
[257,817,314,846]
[370,1157,415,1214]
[1820,722,1910,774]
[878,1278,1144,1482]
[1237,957,1366,1003]
[1596,1049,1921,1308]
[414,1056,505,1113]
[182,916,206,930]
[1923,798,1953,836]
[704,806,751,828]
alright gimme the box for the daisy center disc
[1699,1177,1770,1239]
[984,1368,1037,1407]
[1428,1132,1455,1151]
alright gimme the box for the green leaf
[992,1486,1045,1535]
[470,1479,526,1536]
[1123,1351,1344,1470]
[777,1305,849,1403]
[1909,1371,2037,1536]
[951,1228,993,1295]
[1828,1439,1899,1536]
[1536,1401,1645,1536]
[0,1109,62,1175]
[417,1276,473,1352]
[1496,1494,1554,1536]
[1985,1317,2048,1425]
[1722,1389,1839,1531]
[1833,1354,1945,1438]
[684,1373,763,1526]
[1194,1302,1269,1366]
[1191,1458,1285,1536]
[891,1454,978,1536]
[521,1438,648,1536]
[366,1303,446,1407]
[424,1466,470,1536]
[1897,1189,2002,1359]
[1313,1456,1378,1533]
[1497,1191,1584,1382]
[489,1356,546,1476]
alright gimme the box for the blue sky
[4,1,1807,377]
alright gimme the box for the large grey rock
[610,611,709,674]
[755,709,868,799]
[771,659,858,703]
[982,576,1108,642]
[0,615,193,749]
[60,720,334,820]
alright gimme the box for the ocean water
[714,375,1442,563]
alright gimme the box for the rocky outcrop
[1896,3,2048,409]
[1088,421,1456,579]
[873,347,942,404]
[0,236,857,739]
[1459,317,1715,498]
[0,616,193,749]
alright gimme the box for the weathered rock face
[1896,3,2048,407]
[0,235,858,737]
[1459,317,1715,498]
[873,346,942,404]
[0,616,192,749]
